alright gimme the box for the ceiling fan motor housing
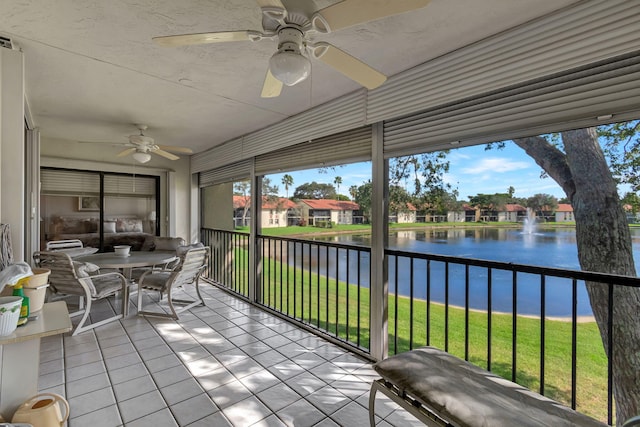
[269,26,311,86]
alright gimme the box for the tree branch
[512,136,576,201]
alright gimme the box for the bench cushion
[373,347,606,427]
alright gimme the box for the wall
[0,47,25,261]
[201,183,233,231]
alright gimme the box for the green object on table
[12,278,30,326]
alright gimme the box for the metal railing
[201,227,639,424]
[386,248,640,424]
[201,228,250,298]
[257,235,371,351]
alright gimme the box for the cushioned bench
[369,346,607,427]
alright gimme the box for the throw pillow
[104,221,116,233]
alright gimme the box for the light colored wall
[201,183,233,231]
[40,136,192,241]
[0,48,25,261]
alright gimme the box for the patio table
[76,251,177,279]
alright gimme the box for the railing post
[250,170,261,303]
[370,122,389,361]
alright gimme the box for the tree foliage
[281,174,294,198]
[353,181,372,223]
[389,152,459,215]
[293,181,337,199]
[599,121,640,191]
[525,193,558,219]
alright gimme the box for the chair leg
[369,380,379,427]
[72,281,126,335]
[194,278,205,306]
[72,295,93,336]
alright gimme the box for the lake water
[308,227,640,317]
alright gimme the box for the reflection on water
[304,228,640,317]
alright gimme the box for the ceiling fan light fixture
[132,151,152,163]
[269,51,311,86]
[268,26,310,86]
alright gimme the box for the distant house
[447,210,465,222]
[555,203,574,222]
[390,203,417,223]
[298,199,360,226]
[623,204,640,223]
[233,195,297,228]
[498,204,527,222]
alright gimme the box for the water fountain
[523,208,538,234]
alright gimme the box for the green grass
[217,247,609,422]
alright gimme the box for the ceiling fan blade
[261,69,283,98]
[117,148,137,157]
[153,31,258,47]
[311,43,386,90]
[158,145,193,154]
[153,149,180,161]
[313,0,431,32]
[255,0,285,8]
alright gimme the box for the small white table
[0,301,72,419]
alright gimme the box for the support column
[249,168,262,303]
[370,122,389,361]
[0,47,25,261]
[25,128,40,257]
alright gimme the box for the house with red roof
[233,195,297,228]
[555,203,575,222]
[498,203,528,222]
[390,202,417,223]
[298,199,360,226]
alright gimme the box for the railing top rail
[256,233,372,252]
[386,248,640,288]
[203,228,250,238]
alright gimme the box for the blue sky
[266,142,569,201]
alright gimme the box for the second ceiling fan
[114,124,193,163]
[153,0,431,98]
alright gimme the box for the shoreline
[394,296,596,323]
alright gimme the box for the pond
[306,227,640,317]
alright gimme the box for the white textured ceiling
[1,0,579,156]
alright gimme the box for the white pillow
[104,221,116,233]
[72,261,100,277]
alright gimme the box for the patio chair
[45,239,98,257]
[136,246,209,320]
[33,251,128,335]
[132,236,186,282]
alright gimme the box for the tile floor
[38,284,423,426]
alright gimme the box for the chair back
[170,246,209,288]
[33,251,96,297]
[46,239,84,250]
[142,236,186,252]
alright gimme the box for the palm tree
[349,185,358,201]
[334,176,342,198]
[281,174,293,198]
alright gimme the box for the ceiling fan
[153,0,431,98]
[83,124,193,163]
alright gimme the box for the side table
[0,301,71,420]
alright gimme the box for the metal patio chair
[136,246,209,319]
[33,251,128,335]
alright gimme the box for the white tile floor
[38,284,422,427]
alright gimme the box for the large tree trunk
[515,128,640,424]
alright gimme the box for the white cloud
[461,158,530,174]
